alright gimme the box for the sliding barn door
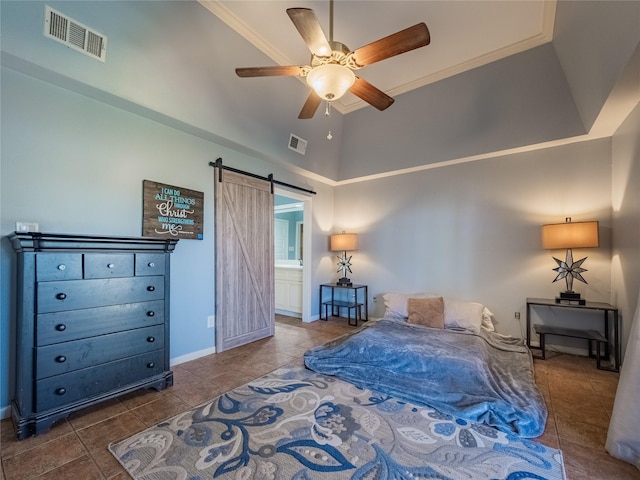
[215,170,274,352]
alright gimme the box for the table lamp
[330,232,358,286]
[541,218,599,305]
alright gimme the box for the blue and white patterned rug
[109,364,566,479]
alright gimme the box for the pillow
[407,297,444,328]
[382,292,491,333]
[481,307,496,332]
[443,298,484,332]
[383,292,436,319]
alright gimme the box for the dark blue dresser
[8,232,178,439]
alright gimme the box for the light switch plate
[16,222,39,232]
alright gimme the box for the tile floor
[1,315,638,479]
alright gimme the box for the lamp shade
[307,64,355,101]
[330,233,358,252]
[541,221,599,249]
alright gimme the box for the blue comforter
[304,318,547,438]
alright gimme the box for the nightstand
[526,297,619,372]
[319,283,368,326]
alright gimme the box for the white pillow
[382,292,493,333]
[481,307,496,332]
[443,298,484,332]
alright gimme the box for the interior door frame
[274,187,312,323]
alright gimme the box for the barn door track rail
[209,158,316,195]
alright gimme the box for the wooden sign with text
[142,180,204,239]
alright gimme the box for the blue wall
[0,67,333,411]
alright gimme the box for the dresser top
[8,232,178,253]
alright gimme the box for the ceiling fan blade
[349,77,394,111]
[298,91,322,119]
[351,23,430,67]
[235,66,306,77]
[287,8,332,57]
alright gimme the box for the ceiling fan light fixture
[306,64,355,101]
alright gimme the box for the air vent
[44,6,107,62]
[288,134,308,155]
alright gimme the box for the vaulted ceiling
[200,0,555,116]
[196,0,638,182]
[1,1,638,183]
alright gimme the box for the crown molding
[201,0,557,115]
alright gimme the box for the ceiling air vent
[44,6,107,62]
[288,134,308,155]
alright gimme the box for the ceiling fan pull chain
[326,99,333,139]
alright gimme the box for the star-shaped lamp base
[336,251,353,286]
[552,248,588,305]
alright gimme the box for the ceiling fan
[235,1,431,119]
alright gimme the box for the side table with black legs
[319,283,368,326]
[526,297,619,372]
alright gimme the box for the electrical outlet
[207,315,215,328]
[515,312,521,320]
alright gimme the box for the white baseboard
[170,346,216,367]
[275,309,302,318]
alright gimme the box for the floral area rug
[109,365,566,480]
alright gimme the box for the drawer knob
[107,263,115,269]
[55,387,66,396]
[57,264,66,271]
[147,311,155,317]
[55,355,67,363]
[56,293,67,300]
[147,286,155,292]
[55,324,67,332]
[147,336,155,343]
[147,362,155,368]
[148,262,155,268]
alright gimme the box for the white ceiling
[200,0,556,114]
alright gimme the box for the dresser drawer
[36,254,83,282]
[135,254,165,276]
[36,301,164,346]
[36,350,165,412]
[84,253,134,279]
[36,324,164,379]
[37,276,165,313]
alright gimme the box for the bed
[304,293,547,438]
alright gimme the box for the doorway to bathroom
[274,189,312,323]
